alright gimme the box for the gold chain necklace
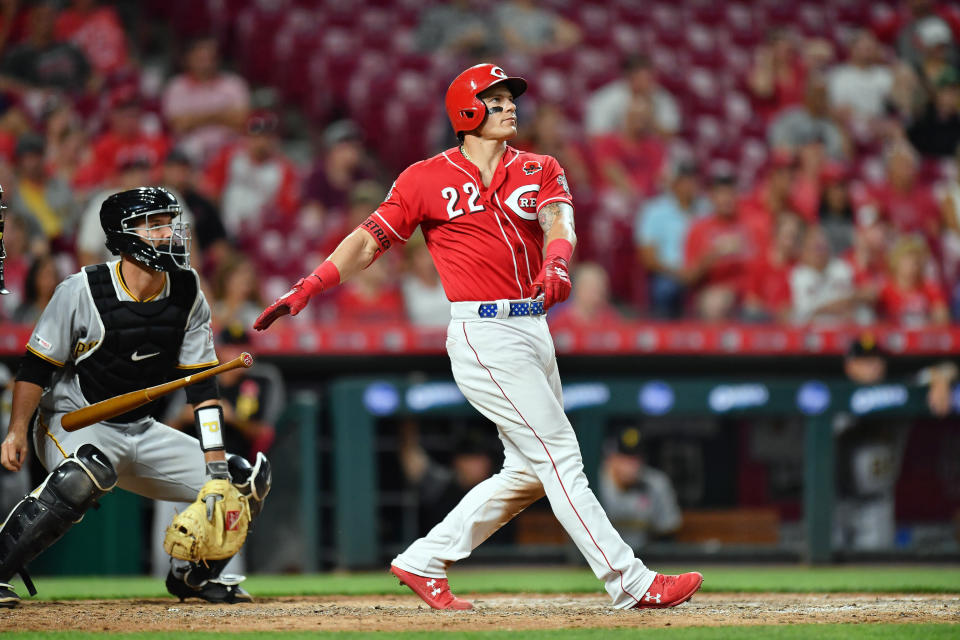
[460,144,473,163]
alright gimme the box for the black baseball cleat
[0,583,20,608]
[165,571,253,604]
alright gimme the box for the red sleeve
[73,138,112,189]
[924,280,947,307]
[366,166,423,244]
[54,11,81,40]
[877,282,897,319]
[275,162,301,217]
[684,220,706,269]
[536,154,574,212]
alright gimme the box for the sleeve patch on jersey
[522,160,542,175]
[557,173,571,196]
[34,334,53,351]
[360,216,393,253]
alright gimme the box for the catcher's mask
[0,183,9,295]
[100,187,191,272]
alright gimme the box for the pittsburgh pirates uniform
[28,258,217,500]
[366,146,657,609]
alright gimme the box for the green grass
[0,626,957,639]
[4,565,959,601]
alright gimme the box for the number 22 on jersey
[441,183,484,219]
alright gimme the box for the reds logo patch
[522,161,542,176]
[225,510,241,531]
[504,184,540,220]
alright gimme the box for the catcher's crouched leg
[0,445,117,607]
[166,453,272,603]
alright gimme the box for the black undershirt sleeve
[184,375,219,406]
[15,350,58,387]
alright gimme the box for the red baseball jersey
[362,146,573,302]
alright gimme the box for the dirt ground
[0,593,957,633]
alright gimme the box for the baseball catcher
[0,187,270,607]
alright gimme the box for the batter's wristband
[545,238,574,263]
[194,405,225,452]
[304,260,341,294]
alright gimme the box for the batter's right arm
[254,228,382,331]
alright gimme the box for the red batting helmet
[445,63,527,136]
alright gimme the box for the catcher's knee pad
[228,452,271,518]
[0,444,116,582]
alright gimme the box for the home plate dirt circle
[3,593,957,633]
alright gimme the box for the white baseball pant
[393,304,655,609]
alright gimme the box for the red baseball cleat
[632,572,704,609]
[390,565,473,610]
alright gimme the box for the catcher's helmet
[445,63,527,137]
[100,187,190,272]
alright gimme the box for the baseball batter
[255,64,702,610]
[0,187,270,607]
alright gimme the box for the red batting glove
[253,261,340,331]
[533,238,574,310]
[533,256,572,309]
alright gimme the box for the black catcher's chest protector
[78,264,197,422]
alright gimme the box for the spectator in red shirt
[162,35,250,164]
[739,151,796,248]
[203,110,300,240]
[742,213,804,323]
[748,29,808,122]
[590,94,667,201]
[844,221,892,306]
[73,85,169,190]
[684,171,756,321]
[548,262,624,331]
[854,142,942,255]
[54,0,130,76]
[878,233,949,326]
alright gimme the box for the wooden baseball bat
[60,352,254,432]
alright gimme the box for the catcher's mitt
[164,479,250,562]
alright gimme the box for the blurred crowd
[2,0,960,332]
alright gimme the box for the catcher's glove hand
[164,479,250,562]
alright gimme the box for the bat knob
[240,352,254,368]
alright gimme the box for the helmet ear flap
[457,96,490,137]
